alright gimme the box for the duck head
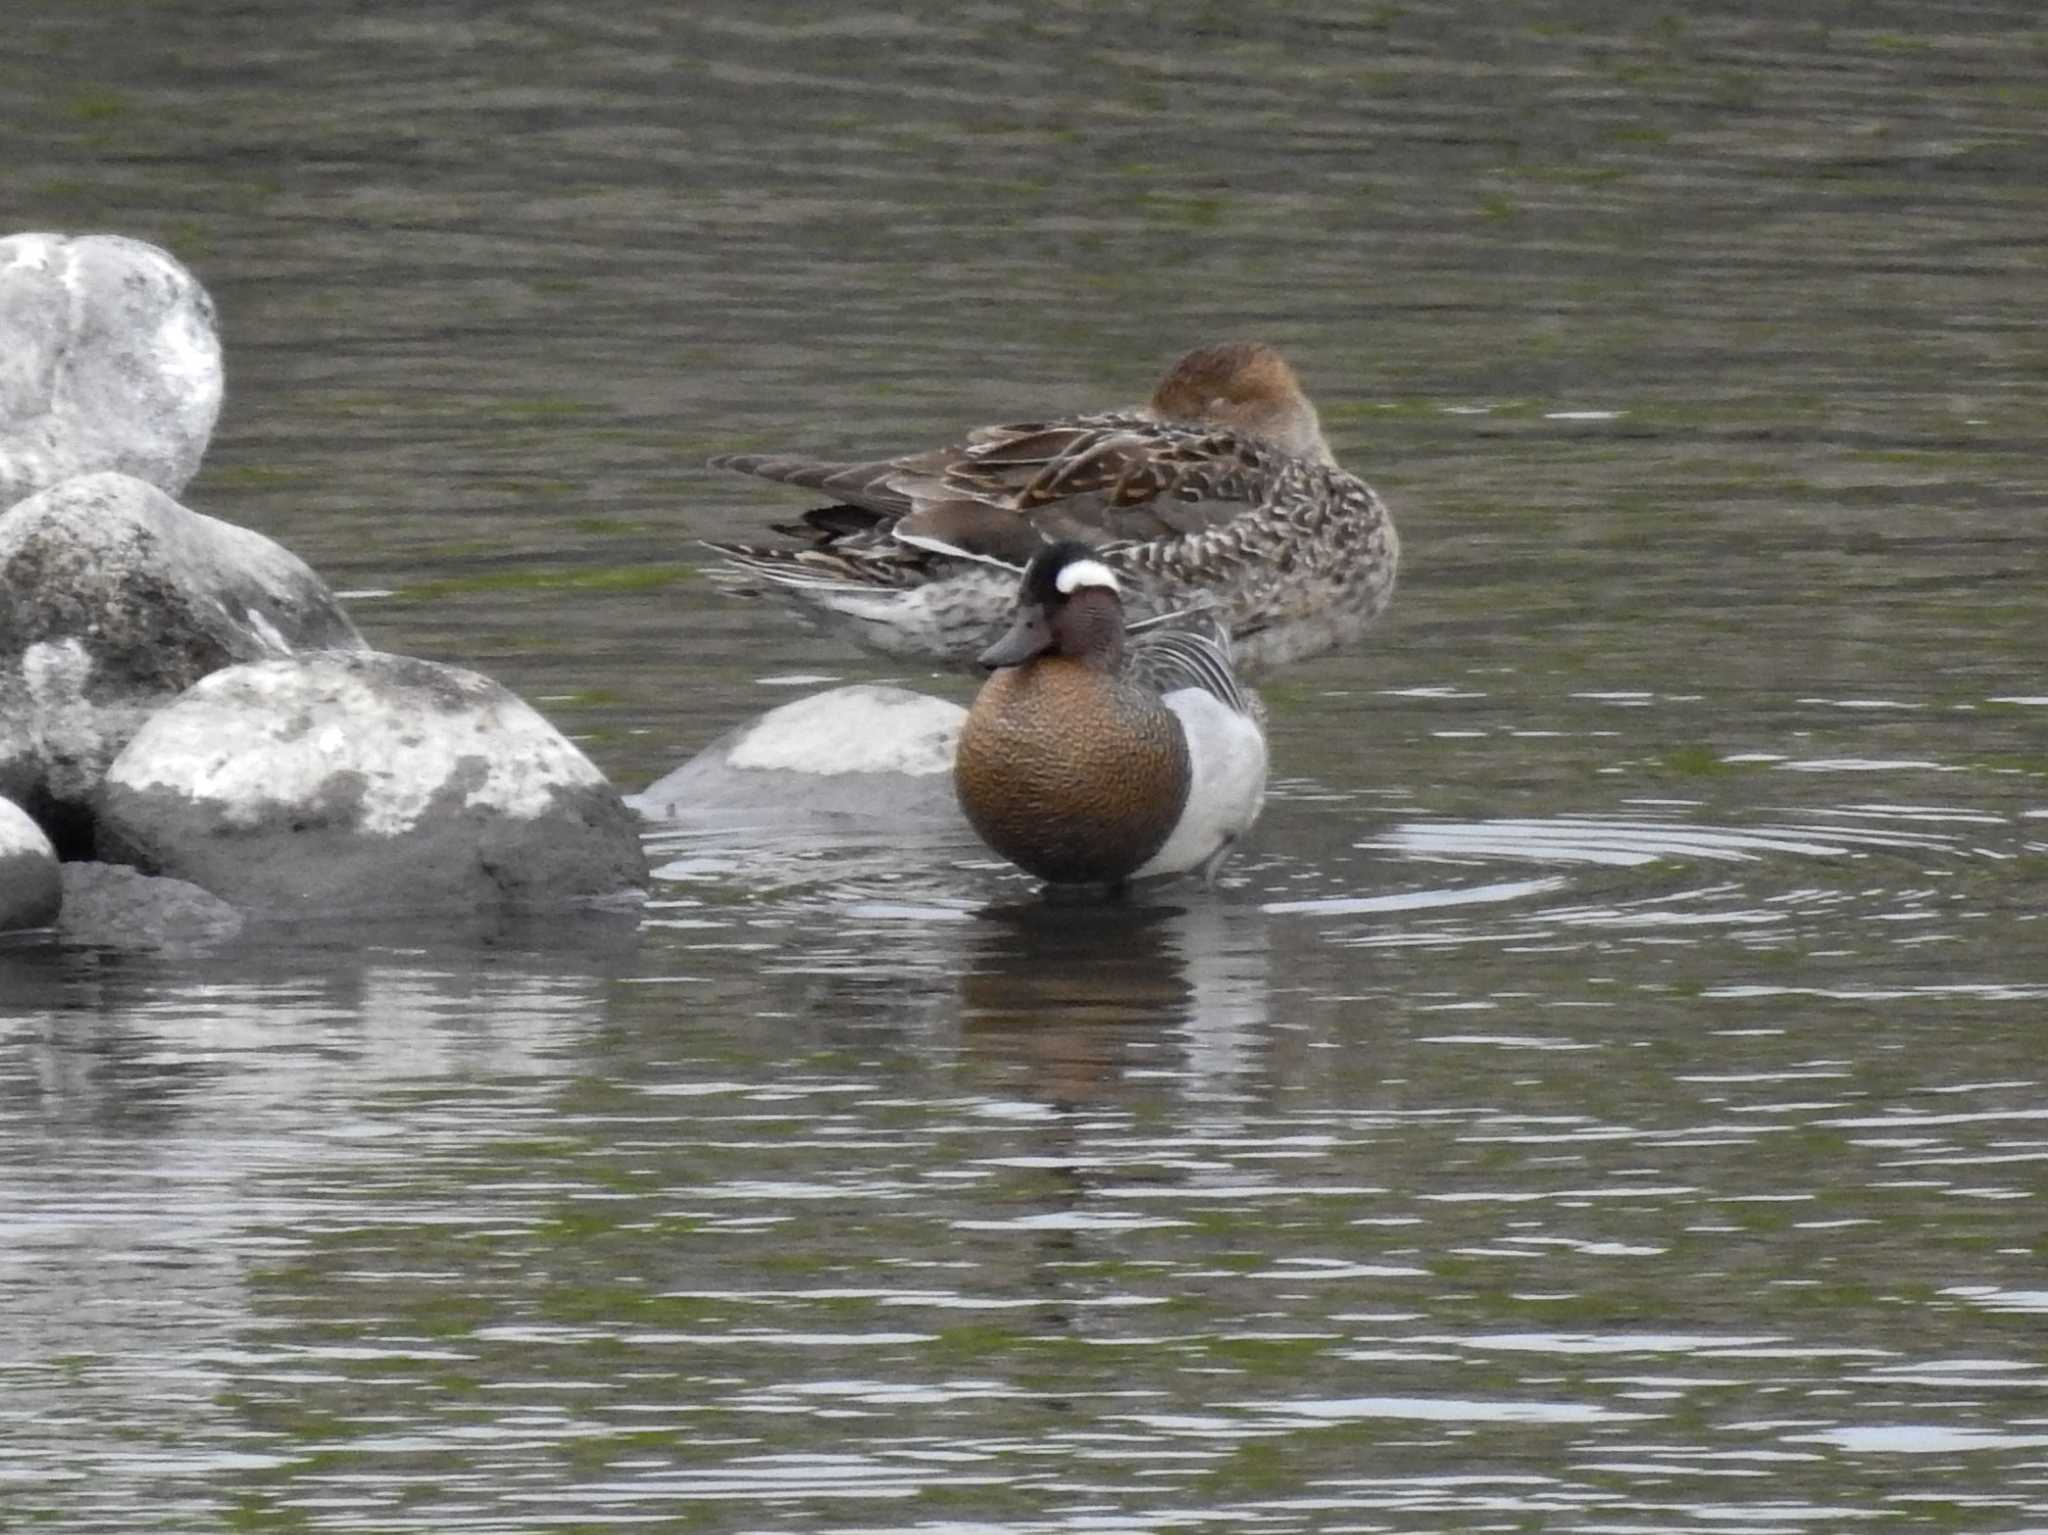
[1147,340,1334,467]
[979,541,1128,671]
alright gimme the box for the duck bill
[979,606,1054,669]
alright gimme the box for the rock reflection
[0,953,620,1529]
[5,955,611,1133]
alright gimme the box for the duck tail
[697,541,885,596]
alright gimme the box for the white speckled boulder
[0,470,365,844]
[96,651,648,914]
[634,684,968,823]
[0,794,60,931]
[0,232,223,508]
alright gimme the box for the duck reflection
[956,893,1271,1104]
[946,894,1274,1363]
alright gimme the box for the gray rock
[0,470,365,844]
[97,650,648,915]
[0,794,59,931]
[634,683,969,823]
[0,233,223,507]
[57,861,243,949]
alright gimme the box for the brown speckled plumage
[702,341,1398,676]
[955,656,1190,886]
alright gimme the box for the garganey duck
[704,341,1397,675]
[954,541,1267,887]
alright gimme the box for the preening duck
[704,341,1398,675]
[953,541,1268,888]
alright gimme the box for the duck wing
[914,417,1277,547]
[1125,618,1260,720]
[711,416,1287,571]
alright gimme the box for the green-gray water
[3,4,2045,1529]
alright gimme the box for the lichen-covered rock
[0,471,365,845]
[57,861,243,949]
[97,651,648,915]
[0,794,59,931]
[0,232,223,507]
[634,684,968,823]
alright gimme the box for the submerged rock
[635,683,968,823]
[0,232,223,507]
[0,471,365,846]
[0,795,59,931]
[57,861,243,949]
[97,650,648,915]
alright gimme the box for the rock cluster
[0,233,647,940]
[0,471,366,844]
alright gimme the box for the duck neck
[1056,589,1127,671]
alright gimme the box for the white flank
[804,568,1018,662]
[1054,558,1119,595]
[1135,689,1268,878]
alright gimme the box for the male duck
[954,541,1268,887]
[704,341,1398,676]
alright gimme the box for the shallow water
[5,3,2048,1530]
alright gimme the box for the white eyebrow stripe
[1054,558,1120,595]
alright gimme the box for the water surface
[4,3,2046,1529]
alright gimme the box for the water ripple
[1368,814,1959,866]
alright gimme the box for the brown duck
[704,341,1399,675]
[954,541,1268,887]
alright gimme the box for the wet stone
[0,470,365,847]
[634,684,969,824]
[0,232,223,508]
[0,794,59,932]
[56,861,243,949]
[96,650,649,915]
